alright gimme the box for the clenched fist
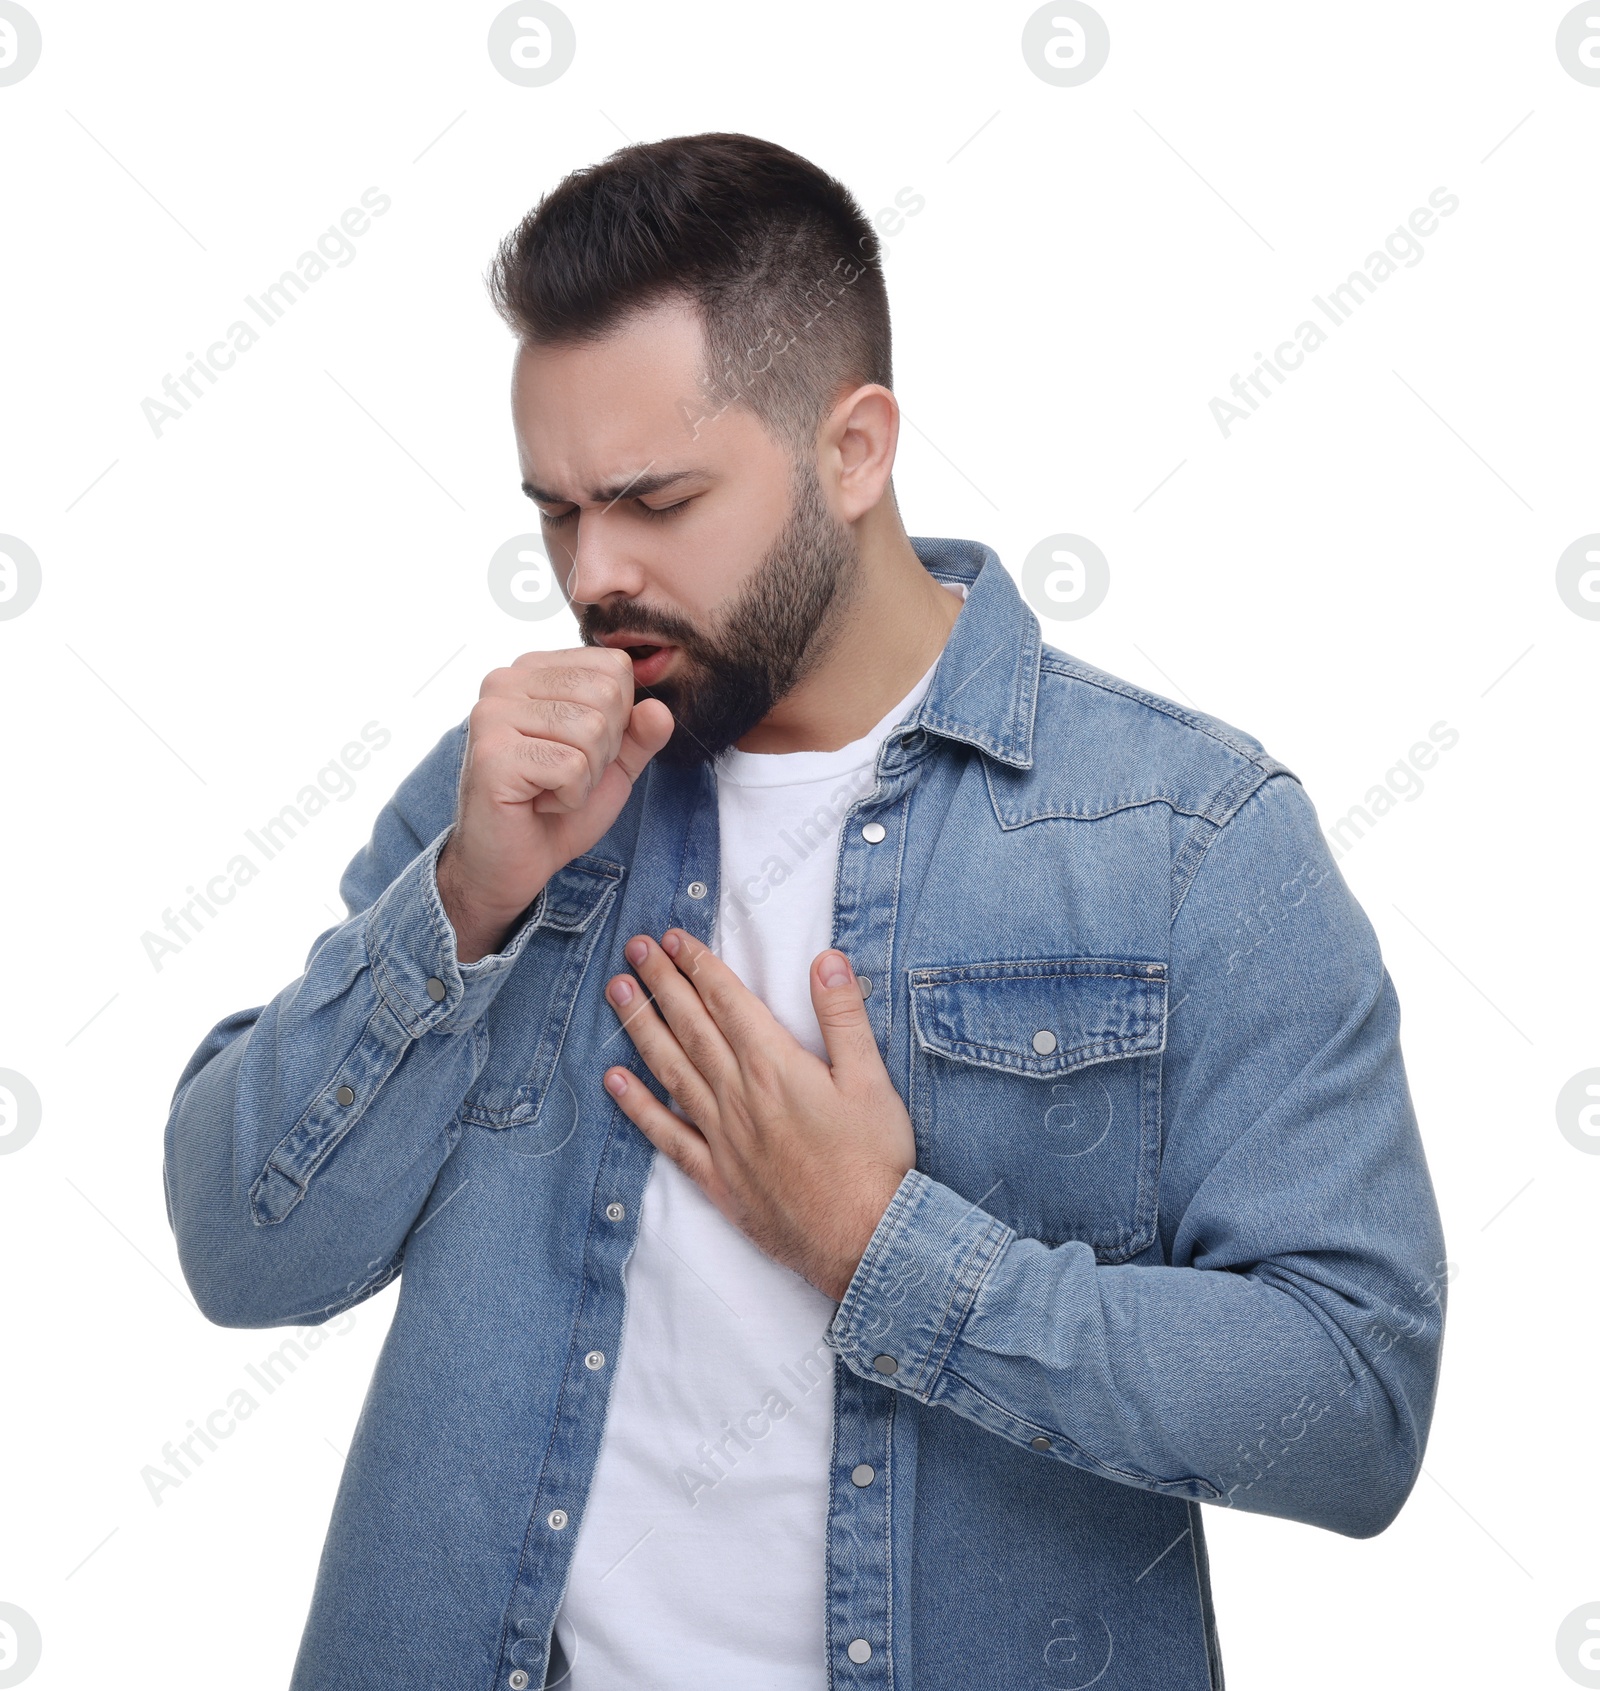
[436,648,675,962]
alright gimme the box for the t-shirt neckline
[713,582,967,788]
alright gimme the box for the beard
[581,453,861,769]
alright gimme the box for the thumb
[811,950,879,1077]
[615,697,675,776]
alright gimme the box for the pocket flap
[909,958,1167,1077]
[532,854,625,933]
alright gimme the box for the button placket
[827,1357,896,1687]
[820,760,921,1681]
[488,761,717,1691]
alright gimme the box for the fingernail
[610,977,634,1004]
[820,952,852,988]
[662,931,681,956]
[605,1071,628,1095]
[626,938,648,965]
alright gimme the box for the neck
[731,505,963,755]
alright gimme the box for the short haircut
[484,131,893,458]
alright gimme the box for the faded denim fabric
[163,535,1448,1691]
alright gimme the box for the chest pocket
[907,958,1167,1262]
[461,853,623,1139]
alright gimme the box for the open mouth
[618,642,678,684]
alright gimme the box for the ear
[821,384,899,523]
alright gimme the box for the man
[162,132,1448,1690]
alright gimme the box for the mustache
[581,610,698,648]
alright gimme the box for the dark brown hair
[484,132,892,457]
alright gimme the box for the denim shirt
[163,535,1447,1691]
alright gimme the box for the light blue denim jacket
[163,536,1447,1691]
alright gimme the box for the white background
[1,2,1596,1687]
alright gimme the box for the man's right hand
[436,647,675,963]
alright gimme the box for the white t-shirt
[551,584,966,1690]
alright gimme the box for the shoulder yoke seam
[1038,649,1294,781]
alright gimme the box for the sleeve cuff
[362,825,550,1035]
[826,1166,1014,1402]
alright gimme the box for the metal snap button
[871,1353,898,1375]
[860,822,886,843]
[687,880,707,898]
[584,1350,605,1370]
[547,1508,568,1530]
[851,1462,876,1486]
[847,1638,873,1663]
[334,1085,355,1106]
[1031,1435,1052,1451]
[858,976,872,998]
[1031,1029,1058,1054]
[509,1672,529,1689]
[605,1202,625,1221]
[425,976,447,1002]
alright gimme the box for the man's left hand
[599,928,916,1303]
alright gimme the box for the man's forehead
[511,297,704,384]
[509,305,786,499]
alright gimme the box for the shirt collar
[903,535,1039,770]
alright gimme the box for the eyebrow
[520,467,710,507]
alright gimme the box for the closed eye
[538,497,694,526]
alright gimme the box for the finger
[477,648,634,815]
[622,936,742,1084]
[659,929,786,1073]
[468,692,619,819]
[808,949,883,1081]
[493,645,635,703]
[490,695,617,798]
[604,969,720,1129]
[603,1065,716,1189]
[484,647,634,767]
[531,698,675,815]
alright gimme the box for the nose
[550,509,644,611]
